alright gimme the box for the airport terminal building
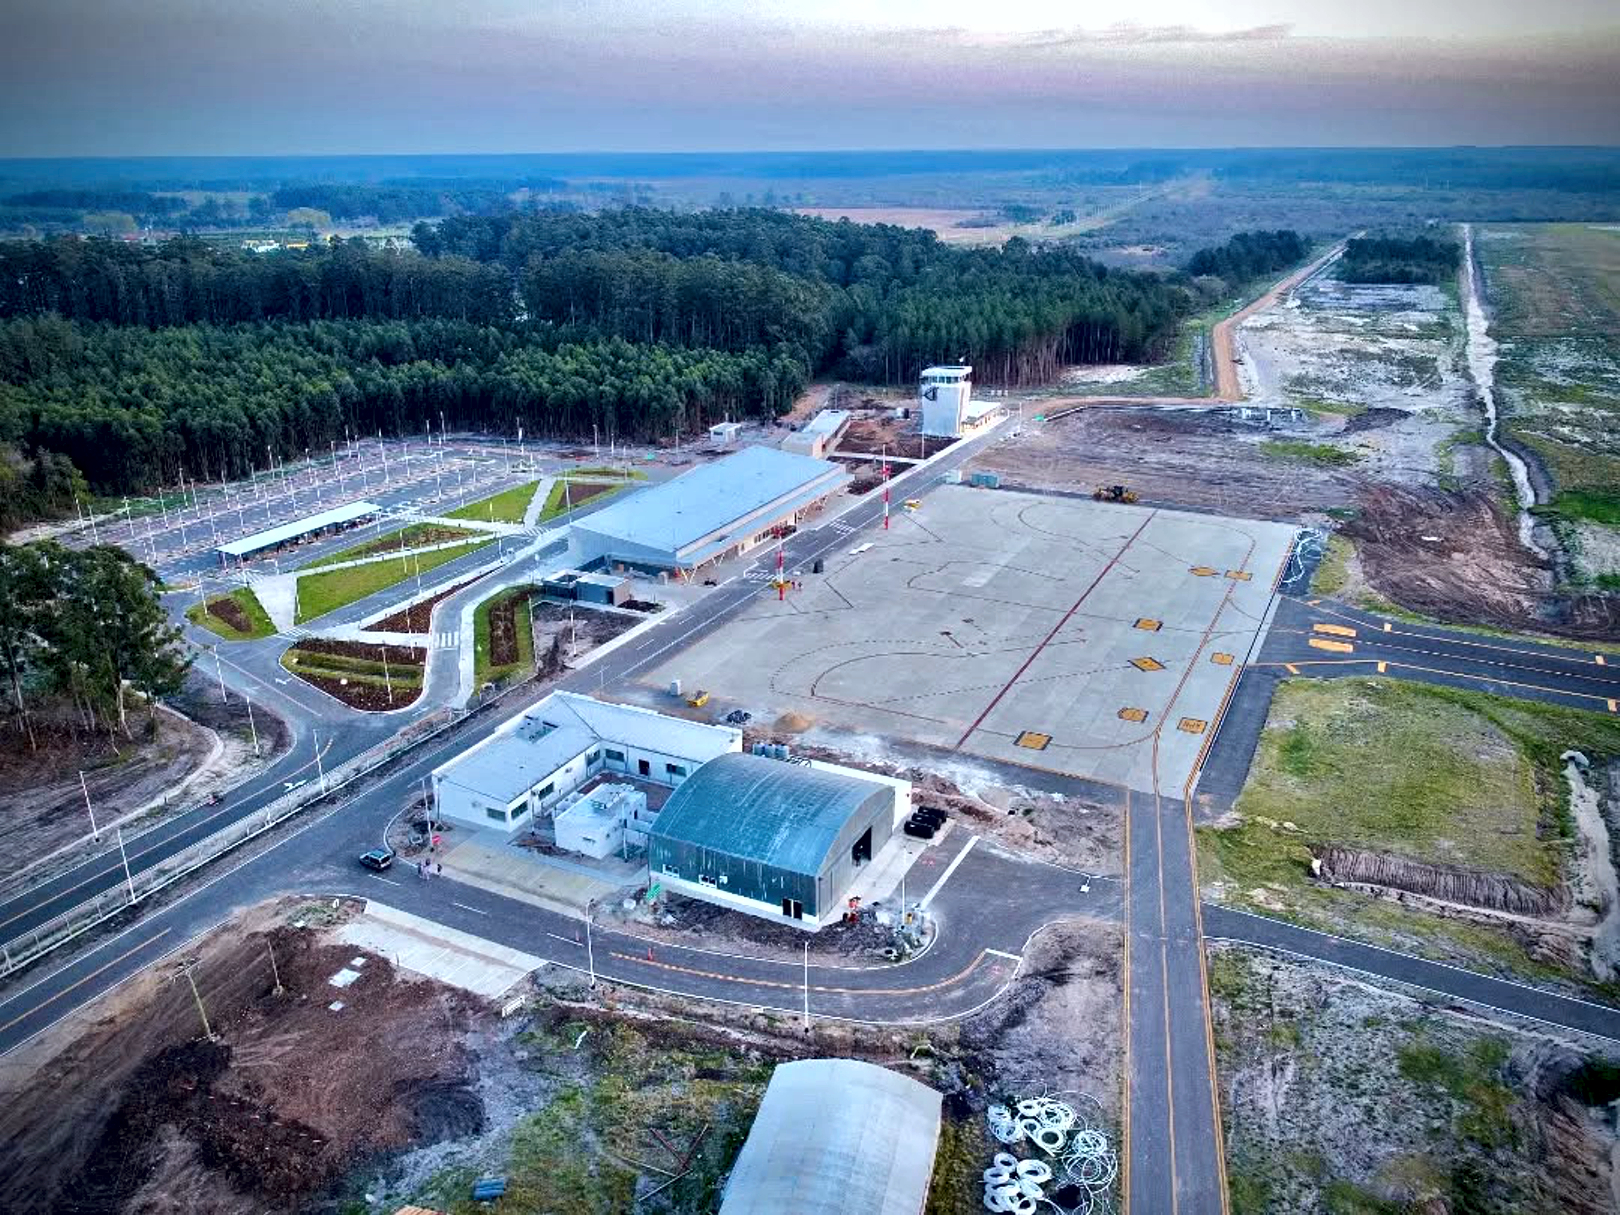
[568,445,850,574]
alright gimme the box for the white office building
[431,691,742,831]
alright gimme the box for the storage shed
[719,1059,942,1215]
[648,752,895,929]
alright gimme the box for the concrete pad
[336,901,545,1000]
[437,836,624,917]
[641,485,1297,797]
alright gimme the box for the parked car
[357,847,395,872]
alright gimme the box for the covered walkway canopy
[217,500,381,562]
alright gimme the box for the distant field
[1478,223,1620,569]
[792,206,1117,247]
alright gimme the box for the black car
[358,847,395,872]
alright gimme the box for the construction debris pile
[982,1094,1118,1214]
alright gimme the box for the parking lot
[642,484,1298,796]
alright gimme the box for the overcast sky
[1,0,1616,156]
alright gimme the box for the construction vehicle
[686,689,710,708]
[1093,484,1139,504]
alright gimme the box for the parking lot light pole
[116,826,136,900]
[245,693,260,756]
[585,898,597,990]
[314,733,327,793]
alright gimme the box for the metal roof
[569,446,847,561]
[651,752,882,877]
[217,500,381,558]
[719,1059,942,1215]
[433,691,740,806]
[802,410,850,438]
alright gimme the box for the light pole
[179,962,214,1040]
[245,693,260,756]
[314,733,326,793]
[584,898,597,989]
[211,645,228,703]
[116,825,136,900]
[79,770,101,840]
[802,941,811,1031]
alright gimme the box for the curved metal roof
[719,1059,942,1215]
[651,752,881,876]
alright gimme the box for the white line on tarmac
[919,834,979,910]
[546,932,585,947]
[371,876,401,886]
[985,948,1022,961]
[451,901,488,915]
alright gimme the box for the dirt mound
[0,907,484,1215]
[1346,484,1619,640]
[1340,407,1410,434]
[773,711,813,733]
[1314,845,1566,917]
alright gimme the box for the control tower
[919,365,974,437]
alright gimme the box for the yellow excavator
[1093,484,1139,504]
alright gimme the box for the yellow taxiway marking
[1211,652,1234,666]
[1308,637,1355,654]
[1285,663,1300,674]
[1130,656,1166,672]
[1312,622,1357,638]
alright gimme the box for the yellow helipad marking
[1285,663,1301,674]
[1377,661,1387,673]
[1308,638,1355,654]
[1312,623,1357,638]
[1190,566,1218,577]
[1130,656,1166,672]
[1211,652,1234,666]
[1015,731,1052,750]
[1134,618,1163,632]
[1225,570,1252,582]
[1178,718,1208,735]
[1118,707,1148,723]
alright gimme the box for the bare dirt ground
[1347,483,1619,639]
[0,679,290,882]
[365,576,482,634]
[970,406,1359,519]
[0,898,486,1215]
[1210,943,1620,1214]
[838,410,956,459]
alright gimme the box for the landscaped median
[472,587,644,688]
[281,639,426,710]
[299,522,485,570]
[447,480,540,524]
[294,539,493,624]
[1198,676,1620,994]
[472,584,541,687]
[185,587,277,640]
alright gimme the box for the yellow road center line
[0,928,172,1036]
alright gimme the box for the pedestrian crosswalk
[832,521,858,536]
[743,568,776,583]
[434,631,460,649]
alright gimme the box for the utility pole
[381,646,393,706]
[180,962,214,1040]
[314,733,326,793]
[211,645,228,703]
[79,770,101,840]
[802,941,811,1031]
[267,942,284,995]
[585,898,597,990]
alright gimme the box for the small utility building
[568,445,850,574]
[649,752,899,929]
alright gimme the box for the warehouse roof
[570,445,848,563]
[801,409,849,438]
[217,500,381,558]
[719,1059,942,1215]
[651,752,883,877]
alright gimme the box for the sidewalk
[336,901,544,1000]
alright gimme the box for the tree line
[0,237,514,328]
[1338,235,1461,285]
[1183,230,1309,282]
[0,317,805,495]
[0,541,189,744]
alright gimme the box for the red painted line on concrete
[955,511,1156,749]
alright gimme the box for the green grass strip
[446,480,540,524]
[185,587,277,641]
[295,539,492,624]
